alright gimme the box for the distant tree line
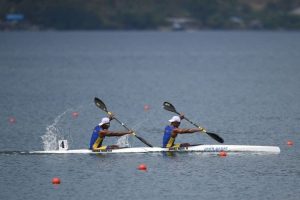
[0,0,300,30]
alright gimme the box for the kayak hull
[30,145,280,154]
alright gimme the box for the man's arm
[101,130,133,137]
[174,128,203,134]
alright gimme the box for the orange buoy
[72,112,79,118]
[144,104,150,111]
[138,164,147,171]
[287,140,294,146]
[52,177,61,184]
[219,151,227,157]
[9,117,16,124]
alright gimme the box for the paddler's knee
[168,143,181,150]
[92,146,108,152]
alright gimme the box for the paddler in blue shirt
[89,115,133,151]
[163,115,205,148]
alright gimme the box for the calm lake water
[0,31,300,200]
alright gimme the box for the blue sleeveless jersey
[163,125,174,148]
[89,125,102,149]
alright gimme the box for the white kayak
[30,144,280,154]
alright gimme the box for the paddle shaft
[94,98,153,147]
[178,113,224,143]
[109,114,153,147]
[111,116,130,131]
[172,110,202,128]
[106,112,153,147]
[163,102,224,143]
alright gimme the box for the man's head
[99,117,110,129]
[169,116,181,128]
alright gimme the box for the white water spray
[116,117,151,148]
[117,135,131,147]
[41,110,70,151]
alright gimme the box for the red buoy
[144,105,150,111]
[9,117,16,124]
[287,140,294,146]
[138,164,147,171]
[219,151,227,157]
[72,112,79,118]
[52,177,61,184]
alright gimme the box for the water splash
[117,135,131,147]
[41,110,70,151]
[116,117,152,148]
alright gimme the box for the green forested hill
[1,0,300,30]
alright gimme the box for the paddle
[163,102,224,143]
[94,97,153,147]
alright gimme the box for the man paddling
[89,116,133,151]
[163,115,205,148]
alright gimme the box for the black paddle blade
[163,102,177,113]
[94,97,108,112]
[206,132,224,143]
